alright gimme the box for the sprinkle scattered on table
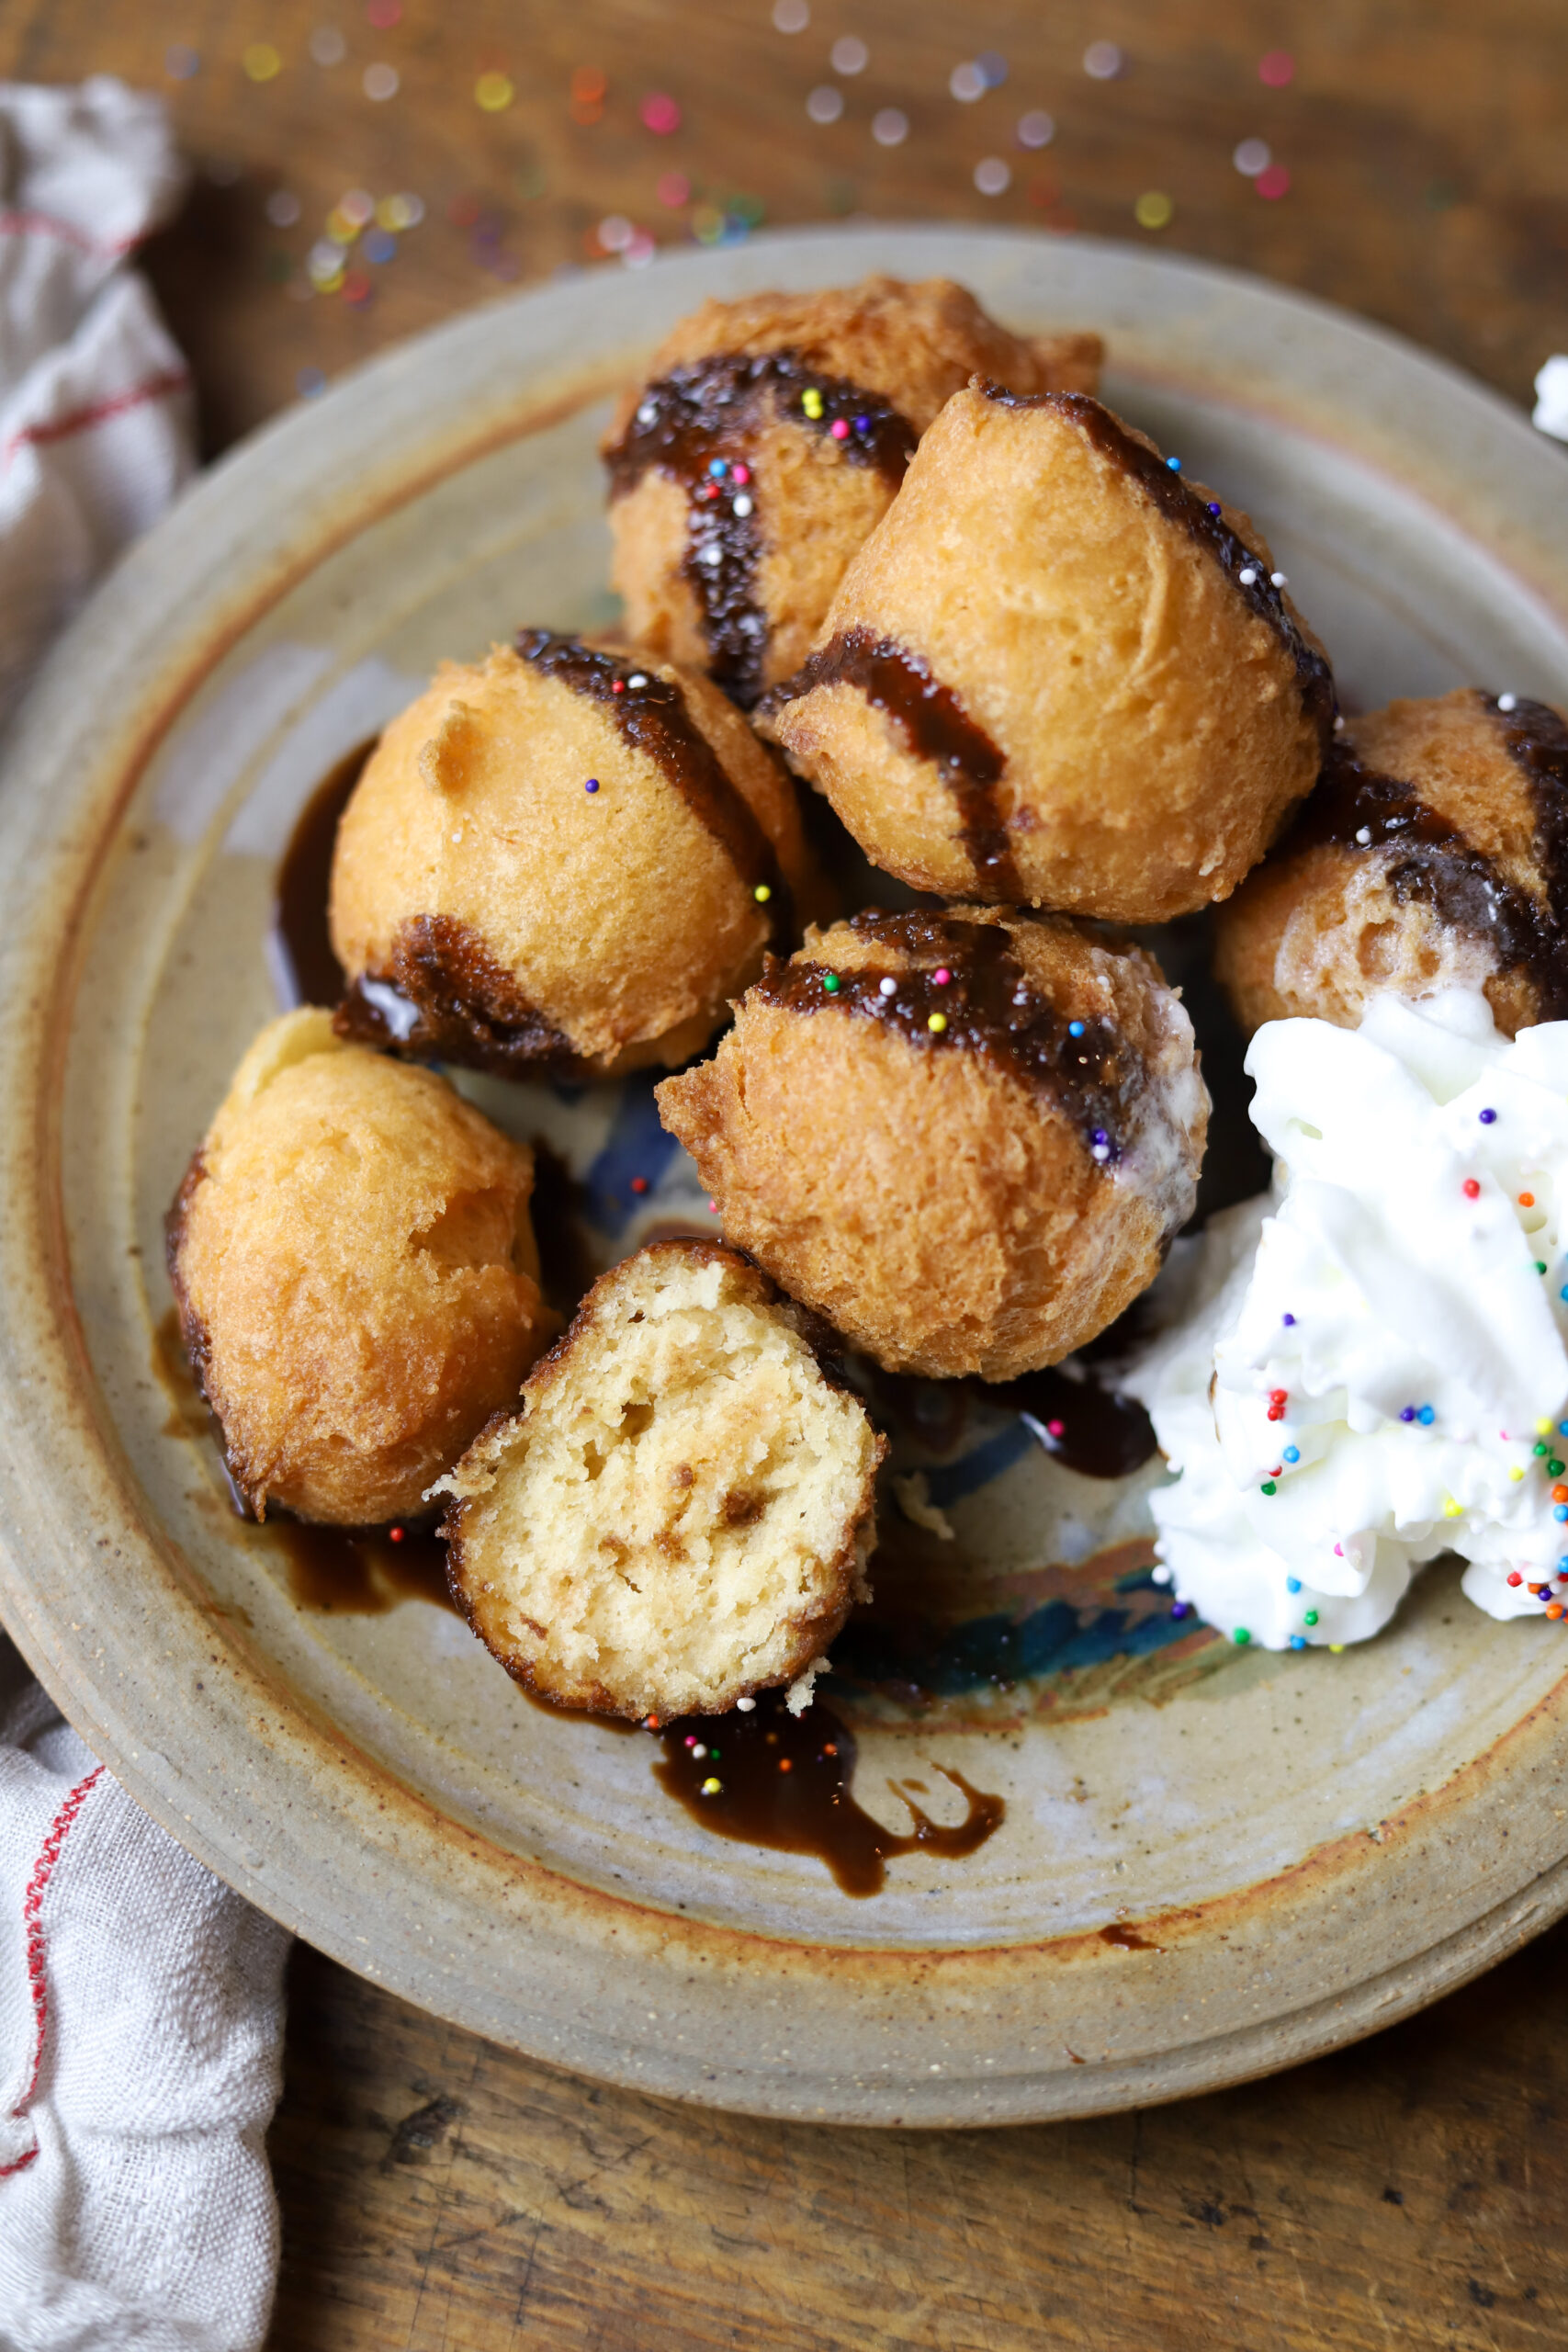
[200,7,1527,446]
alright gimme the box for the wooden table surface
[6,1,1568,2343]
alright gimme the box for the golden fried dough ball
[1214,690,1568,1038]
[656,909,1209,1381]
[167,1009,549,1526]
[329,633,809,1078]
[603,274,1101,707]
[759,384,1335,922]
[437,1241,886,1720]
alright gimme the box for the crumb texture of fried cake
[602,274,1102,707]
[1214,688,1568,1038]
[329,633,809,1078]
[656,909,1209,1382]
[166,1008,549,1526]
[759,384,1334,922]
[438,1241,886,1721]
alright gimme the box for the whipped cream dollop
[1122,990,1568,1649]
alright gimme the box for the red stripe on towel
[0,1764,105,2179]
[0,209,141,258]
[2,368,191,468]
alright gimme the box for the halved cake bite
[435,1240,886,1720]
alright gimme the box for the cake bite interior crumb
[438,1240,885,1720]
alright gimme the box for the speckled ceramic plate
[4,227,1568,2126]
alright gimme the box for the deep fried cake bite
[1214,690,1568,1038]
[437,1241,885,1720]
[167,1009,549,1526]
[656,910,1209,1381]
[760,384,1334,921]
[603,274,1101,707]
[329,632,808,1078]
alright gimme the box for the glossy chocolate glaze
[762,626,1017,895]
[754,909,1136,1157]
[1289,730,1568,1019]
[272,739,372,1008]
[983,386,1337,752]
[604,352,917,707]
[514,628,792,945]
[651,1687,1003,1896]
[335,912,586,1075]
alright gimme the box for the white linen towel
[0,77,289,2352]
[0,75,193,722]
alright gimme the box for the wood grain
[3,1,1567,2342]
[269,1924,1568,2349]
[3,0,1566,451]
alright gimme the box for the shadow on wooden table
[266,1922,1568,2350]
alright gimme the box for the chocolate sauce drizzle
[604,351,918,708]
[337,631,792,1069]
[982,386,1337,752]
[762,627,1018,896]
[754,909,1134,1156]
[651,1687,1003,1896]
[336,912,585,1075]
[514,628,792,945]
[1287,702,1568,1019]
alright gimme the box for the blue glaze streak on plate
[463,1063,1194,1714]
[830,1566,1201,1701]
[582,1075,686,1233]
[920,1422,1040,1509]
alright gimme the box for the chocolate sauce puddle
[514,628,792,945]
[1099,1921,1163,1952]
[1489,693,1568,1015]
[754,909,1133,1154]
[1166,919,1276,1226]
[848,1307,1157,1487]
[276,1518,455,1614]
[1288,733,1568,1019]
[982,386,1337,752]
[651,1689,1003,1896]
[522,1689,639,1736]
[272,739,373,1007]
[526,1141,600,1322]
[976,1363,1156,1479]
[604,350,917,707]
[762,627,1017,895]
[155,1309,456,1611]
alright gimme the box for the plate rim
[4,222,1568,2125]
